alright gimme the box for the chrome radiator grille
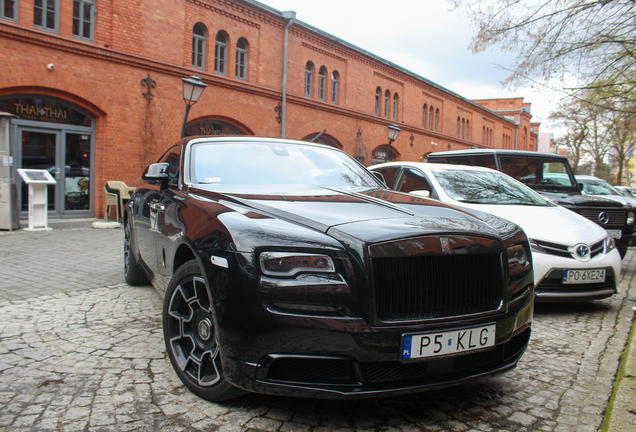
[578,209,625,226]
[372,254,505,322]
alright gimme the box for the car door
[133,184,163,286]
[152,151,183,293]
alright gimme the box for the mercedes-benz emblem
[597,211,610,225]
[575,244,590,258]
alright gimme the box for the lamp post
[384,124,401,163]
[180,74,208,138]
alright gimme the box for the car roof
[427,149,567,160]
[372,161,501,173]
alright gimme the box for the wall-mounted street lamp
[180,74,207,138]
[384,124,401,163]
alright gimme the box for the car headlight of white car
[604,235,616,253]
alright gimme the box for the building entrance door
[17,128,93,218]
[19,128,61,215]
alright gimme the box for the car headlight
[627,211,635,225]
[604,235,616,253]
[507,244,530,265]
[259,252,335,277]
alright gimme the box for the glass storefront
[1,96,95,218]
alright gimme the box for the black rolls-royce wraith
[124,136,534,401]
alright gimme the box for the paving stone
[1,226,636,431]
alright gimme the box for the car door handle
[149,202,165,212]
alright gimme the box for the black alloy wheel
[124,218,150,286]
[163,259,243,401]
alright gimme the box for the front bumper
[218,285,534,398]
[532,249,621,302]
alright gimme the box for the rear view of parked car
[370,162,621,302]
[123,136,534,401]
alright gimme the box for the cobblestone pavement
[0,225,635,431]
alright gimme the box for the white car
[370,162,621,302]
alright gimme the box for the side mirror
[410,190,431,198]
[372,171,387,187]
[142,163,170,189]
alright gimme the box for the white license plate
[607,230,622,239]
[562,269,606,284]
[401,324,496,361]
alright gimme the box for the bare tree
[549,104,590,173]
[451,0,636,112]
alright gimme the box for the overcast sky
[258,0,563,134]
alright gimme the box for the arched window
[483,126,485,145]
[423,104,427,128]
[305,62,314,97]
[192,23,206,69]
[466,120,470,140]
[235,37,247,80]
[462,119,465,139]
[318,66,327,101]
[429,106,434,130]
[215,31,228,75]
[384,90,390,118]
[331,71,339,104]
[457,117,461,137]
[393,93,398,120]
[375,87,381,115]
[435,108,440,132]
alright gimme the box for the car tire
[163,259,244,402]
[124,219,150,286]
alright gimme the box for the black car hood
[192,186,507,243]
[539,191,626,208]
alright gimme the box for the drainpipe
[281,11,296,138]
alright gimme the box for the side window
[331,71,339,104]
[1,0,18,22]
[192,23,206,70]
[396,168,434,194]
[470,155,496,169]
[215,32,228,75]
[235,38,248,80]
[34,0,58,32]
[374,166,402,189]
[73,0,94,41]
[305,62,314,97]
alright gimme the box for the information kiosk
[17,169,56,231]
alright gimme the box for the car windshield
[499,157,576,188]
[430,168,549,205]
[579,179,622,196]
[190,141,379,192]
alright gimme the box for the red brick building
[0,0,540,219]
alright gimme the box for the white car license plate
[562,269,606,284]
[401,324,496,361]
[607,229,622,239]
